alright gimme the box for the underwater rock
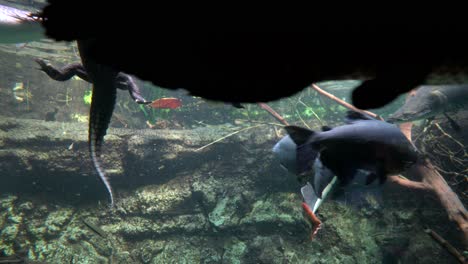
[0,195,17,210]
[240,193,303,228]
[45,239,109,264]
[82,218,107,238]
[149,237,218,263]
[31,216,114,262]
[222,238,247,264]
[247,235,285,264]
[0,196,23,256]
[200,247,223,264]
[120,177,193,216]
[44,208,74,236]
[18,201,34,212]
[1,225,19,243]
[136,240,165,263]
[191,175,222,212]
[103,213,210,239]
[208,194,244,229]
[26,218,47,241]
[0,211,4,230]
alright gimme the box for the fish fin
[301,182,320,213]
[443,113,461,132]
[345,110,375,123]
[321,125,333,131]
[284,126,315,146]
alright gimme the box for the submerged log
[310,84,383,120]
[425,228,466,264]
[396,94,468,247]
[390,157,468,246]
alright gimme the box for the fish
[273,126,334,176]
[272,134,301,175]
[36,3,468,110]
[273,134,380,213]
[300,168,338,213]
[273,131,336,212]
[331,179,384,211]
[0,4,44,44]
[283,111,420,198]
[149,97,182,109]
[387,85,468,129]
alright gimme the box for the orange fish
[149,98,182,109]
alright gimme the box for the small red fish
[149,98,182,109]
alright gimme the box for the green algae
[121,178,193,216]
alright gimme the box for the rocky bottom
[0,118,462,263]
[0,185,459,264]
